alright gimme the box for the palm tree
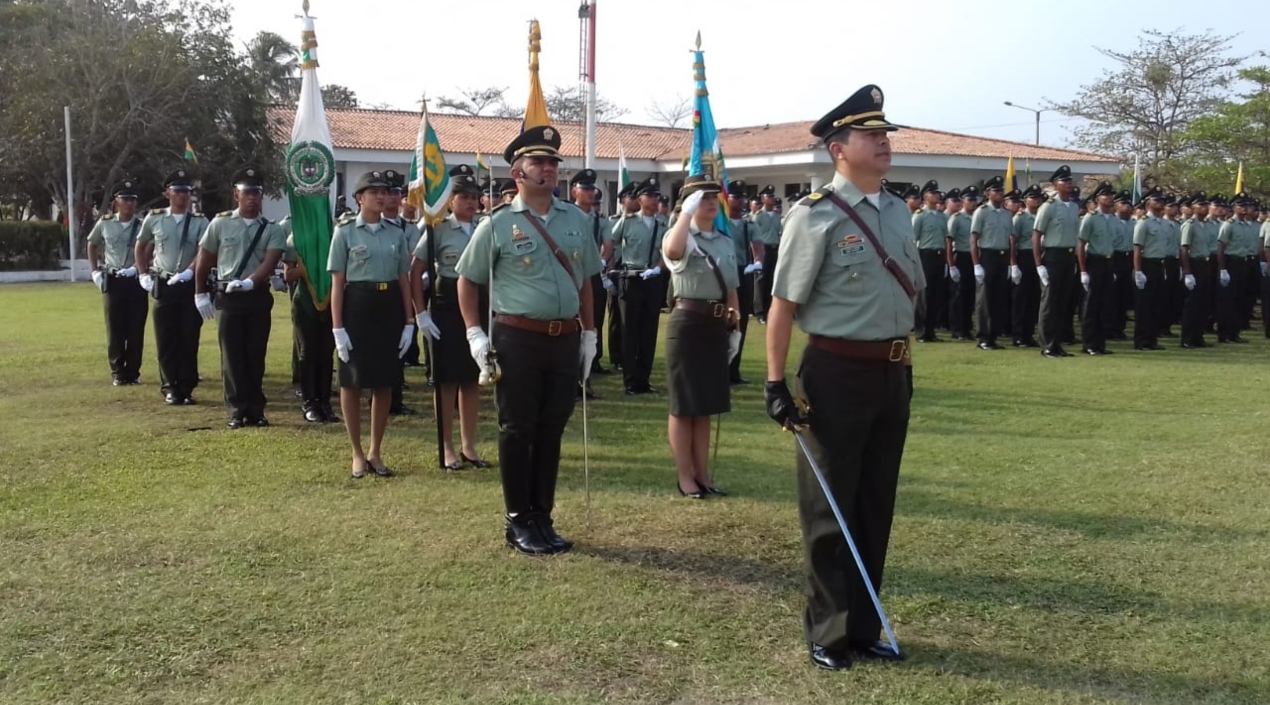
[246,31,299,105]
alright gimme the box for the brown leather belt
[496,314,579,336]
[674,298,727,318]
[808,335,910,363]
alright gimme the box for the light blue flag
[688,33,729,237]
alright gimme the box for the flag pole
[64,105,76,282]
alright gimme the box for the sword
[581,370,591,525]
[792,429,901,659]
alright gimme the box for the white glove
[333,328,352,363]
[1009,265,1022,285]
[91,270,106,292]
[680,190,705,217]
[1184,274,1196,290]
[194,293,214,321]
[602,276,616,295]
[1080,271,1090,291]
[579,329,598,381]
[1219,269,1231,287]
[225,278,254,293]
[949,266,962,283]
[639,266,662,280]
[116,266,137,278]
[1037,265,1050,288]
[139,273,154,292]
[751,260,762,272]
[168,269,193,285]
[973,264,985,284]
[415,311,441,340]
[727,330,741,362]
[742,262,758,275]
[1134,270,1147,290]
[420,271,430,291]
[269,274,287,292]
[1262,261,1269,278]
[397,324,415,358]
[466,326,490,367]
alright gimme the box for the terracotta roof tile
[269,108,1112,164]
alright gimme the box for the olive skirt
[339,281,404,390]
[665,306,730,417]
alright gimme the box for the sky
[228,0,1264,149]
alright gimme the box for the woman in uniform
[661,174,742,498]
[329,171,416,479]
[410,166,490,471]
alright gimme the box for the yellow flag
[522,20,550,131]
[1005,155,1017,192]
[1235,162,1244,193]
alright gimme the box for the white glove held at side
[333,328,352,363]
[1037,265,1050,288]
[466,326,490,367]
[194,293,214,321]
[416,311,441,340]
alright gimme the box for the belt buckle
[376,282,388,291]
[888,339,906,363]
[547,320,562,336]
[712,302,725,318]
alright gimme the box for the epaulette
[279,215,291,224]
[623,212,637,219]
[151,208,164,215]
[801,186,832,207]
[491,202,510,214]
[404,217,419,225]
[216,210,233,218]
[100,213,114,221]
[337,213,356,226]
[192,211,204,219]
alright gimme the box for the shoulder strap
[689,234,730,300]
[645,218,660,268]
[817,188,917,300]
[520,213,581,290]
[592,212,601,246]
[232,220,269,280]
[177,212,193,252]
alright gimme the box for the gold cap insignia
[870,88,882,105]
[543,128,554,140]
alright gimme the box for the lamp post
[1003,101,1048,146]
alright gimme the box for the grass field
[1,281,1269,705]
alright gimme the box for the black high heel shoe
[677,481,707,500]
[701,484,727,497]
[460,452,492,469]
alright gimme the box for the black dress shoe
[1083,348,1106,356]
[226,416,245,429]
[1180,342,1201,349]
[1230,336,1248,344]
[460,453,492,469]
[702,484,727,497]
[977,341,1000,351]
[320,405,339,423]
[304,407,323,423]
[625,387,639,396]
[1159,330,1177,338]
[677,481,707,499]
[247,416,270,428]
[1135,344,1165,351]
[729,376,750,385]
[368,461,394,477]
[505,519,554,556]
[917,334,942,343]
[641,384,659,394]
[1042,348,1065,359]
[182,396,197,405]
[1025,338,1041,348]
[112,378,125,387]
[164,392,180,405]
[293,387,303,398]
[1012,339,1029,348]
[1099,348,1114,355]
[808,644,852,671]
[536,517,573,554]
[951,333,971,341]
[851,641,905,662]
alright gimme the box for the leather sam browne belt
[808,335,911,363]
[496,314,580,336]
[674,298,727,318]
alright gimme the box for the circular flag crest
[286,141,335,197]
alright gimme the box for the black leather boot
[504,515,554,556]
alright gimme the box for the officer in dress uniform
[1076,182,1117,355]
[752,186,783,323]
[1160,197,1184,337]
[280,216,337,423]
[1108,190,1136,340]
[727,180,763,384]
[381,169,419,417]
[946,186,976,340]
[912,180,947,342]
[765,85,923,671]
[456,125,602,556]
[1180,193,1216,348]
[87,179,148,386]
[1032,166,1081,358]
[971,176,1012,350]
[611,176,668,395]
[1132,189,1170,351]
[135,169,208,404]
[570,168,613,392]
[605,182,638,371]
[1216,192,1255,343]
[193,166,287,428]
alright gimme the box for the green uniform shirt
[1077,211,1116,257]
[971,204,1012,250]
[1163,218,1182,258]
[772,173,925,340]
[580,208,613,252]
[912,208,949,250]
[1033,197,1080,248]
[1237,219,1261,256]
[611,212,667,269]
[946,211,972,252]
[386,215,423,256]
[1217,220,1247,257]
[1012,210,1037,253]
[87,215,142,270]
[413,213,475,280]
[1112,217,1134,253]
[455,195,603,321]
[1261,220,1270,248]
[752,209,783,246]
[1133,214,1172,259]
[1181,218,1216,259]
[326,214,410,282]
[730,217,758,265]
[197,210,286,283]
[665,224,741,300]
[137,208,207,275]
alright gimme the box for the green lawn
[1,282,1268,705]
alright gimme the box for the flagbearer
[87,178,148,386]
[329,171,415,478]
[135,169,208,404]
[194,166,287,428]
[727,180,763,383]
[456,125,602,556]
[611,176,668,395]
[281,217,337,423]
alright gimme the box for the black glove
[764,379,807,430]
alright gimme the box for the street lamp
[1003,101,1049,146]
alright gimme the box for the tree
[1179,63,1270,197]
[321,84,359,110]
[545,86,627,123]
[1050,29,1248,187]
[433,86,513,117]
[246,30,299,105]
[432,85,628,122]
[646,95,692,128]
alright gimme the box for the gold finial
[302,0,310,15]
[695,31,702,50]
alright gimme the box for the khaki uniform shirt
[1012,210,1037,255]
[197,210,286,283]
[1133,214,1172,259]
[1181,218,1217,259]
[752,209,783,246]
[1078,211,1117,257]
[913,208,949,251]
[1034,197,1080,248]
[326,214,410,282]
[971,204,1012,250]
[730,217,758,265]
[137,208,207,275]
[611,212,667,269]
[413,213,475,280]
[87,215,142,270]
[665,224,740,300]
[946,211,972,252]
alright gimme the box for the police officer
[1160,196,1184,337]
[727,180,763,383]
[912,180,946,342]
[1216,192,1255,343]
[1180,192,1216,348]
[456,125,601,556]
[571,168,613,390]
[1109,190,1136,340]
[87,178,148,386]
[946,186,976,340]
[611,176,668,395]
[971,176,1011,350]
[765,85,923,671]
[380,169,420,416]
[1076,183,1117,355]
[663,174,741,498]
[135,169,207,404]
[1033,166,1080,358]
[280,216,337,423]
[1132,189,1169,351]
[193,166,287,428]
[752,186,782,322]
